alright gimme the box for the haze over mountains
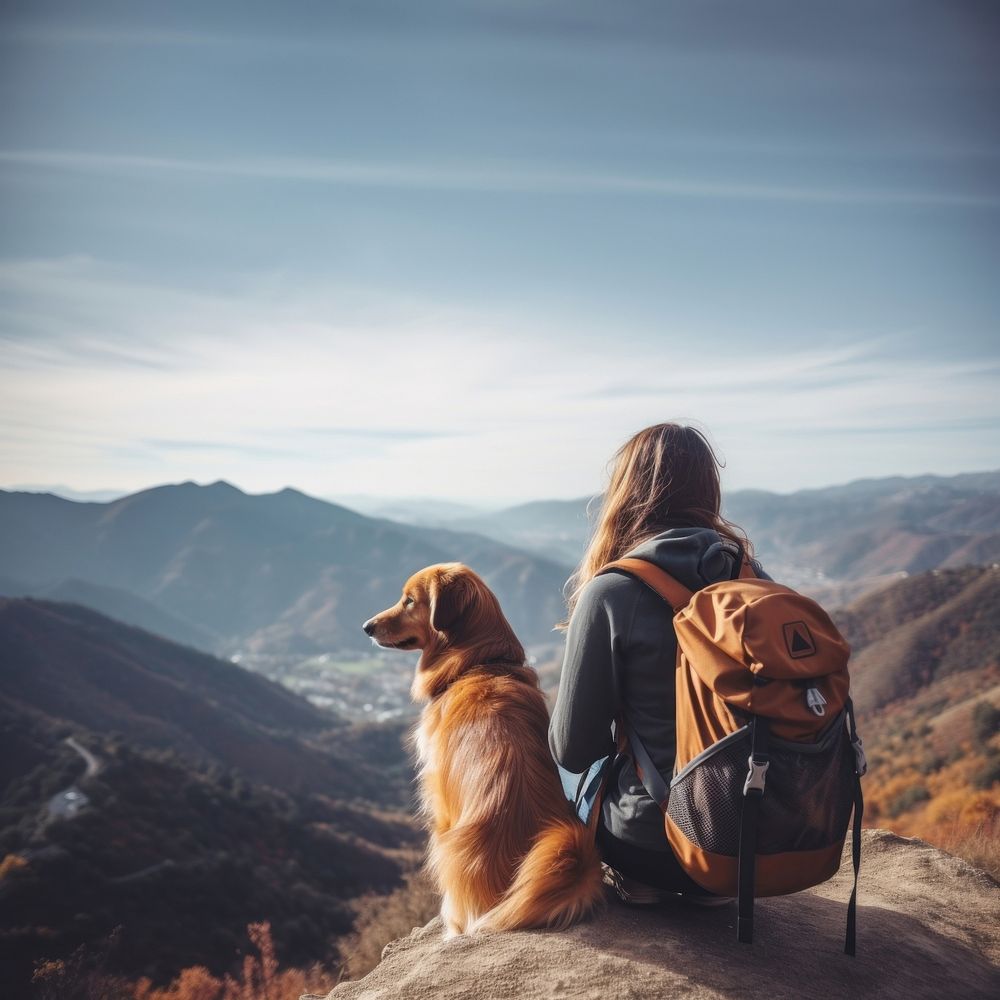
[726,471,1000,593]
[452,470,1000,600]
[3,470,998,668]
[0,481,569,658]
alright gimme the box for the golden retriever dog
[362,562,603,937]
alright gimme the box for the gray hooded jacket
[549,526,766,852]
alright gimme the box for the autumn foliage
[32,923,336,1000]
[859,664,1000,877]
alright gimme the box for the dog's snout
[362,618,377,636]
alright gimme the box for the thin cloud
[2,149,997,209]
[0,335,181,372]
[271,427,467,441]
[141,438,297,460]
[1,26,244,47]
[140,426,466,463]
[577,341,895,399]
[793,417,1000,437]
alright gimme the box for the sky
[1,0,999,505]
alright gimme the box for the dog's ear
[429,565,478,632]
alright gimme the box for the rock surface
[313,831,999,1000]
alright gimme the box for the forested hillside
[832,566,1000,875]
[0,601,418,995]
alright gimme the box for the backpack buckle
[743,756,769,797]
[806,686,827,716]
[852,736,868,777]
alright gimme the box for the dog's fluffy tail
[476,820,605,932]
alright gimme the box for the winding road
[46,737,101,818]
[65,736,100,778]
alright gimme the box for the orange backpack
[598,553,867,953]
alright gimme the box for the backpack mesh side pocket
[667,730,750,858]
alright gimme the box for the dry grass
[916,816,1000,879]
[338,869,441,981]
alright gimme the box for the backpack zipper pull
[806,686,827,717]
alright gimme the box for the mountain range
[451,470,1000,599]
[4,471,997,667]
[725,471,1000,591]
[0,481,570,658]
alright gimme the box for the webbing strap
[843,697,864,955]
[623,721,670,811]
[737,715,769,945]
[582,718,628,836]
[599,557,693,611]
[845,775,863,955]
[583,756,613,836]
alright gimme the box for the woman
[549,422,765,903]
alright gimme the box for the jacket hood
[625,526,744,592]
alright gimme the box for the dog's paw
[440,893,464,939]
[464,912,493,936]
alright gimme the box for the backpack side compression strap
[845,775,863,956]
[845,698,865,956]
[738,715,769,944]
[622,719,670,810]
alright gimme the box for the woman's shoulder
[575,566,649,613]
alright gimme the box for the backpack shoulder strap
[599,557,693,611]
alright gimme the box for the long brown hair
[559,423,750,628]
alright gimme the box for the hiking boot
[601,863,668,905]
[602,864,730,908]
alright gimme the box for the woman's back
[549,524,756,852]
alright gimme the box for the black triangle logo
[783,620,817,659]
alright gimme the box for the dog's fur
[363,562,604,936]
